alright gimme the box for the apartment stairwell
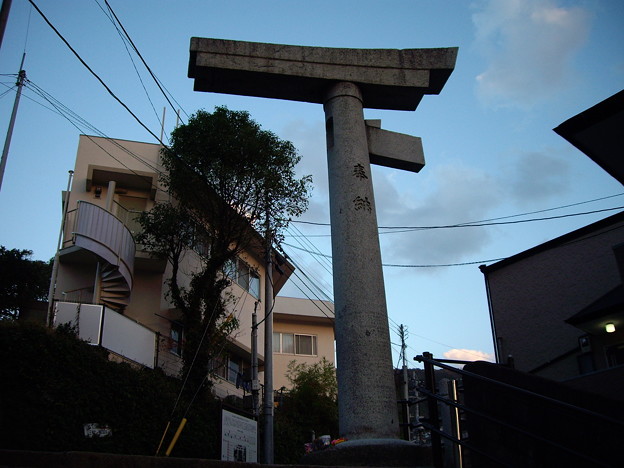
[60,201,136,312]
[99,261,131,311]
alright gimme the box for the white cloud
[375,162,504,266]
[504,150,571,205]
[473,0,591,108]
[443,348,495,362]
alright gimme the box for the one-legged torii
[188,37,457,446]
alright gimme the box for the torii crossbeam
[188,38,457,444]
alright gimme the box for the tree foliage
[274,358,339,463]
[0,246,52,319]
[286,357,338,401]
[138,107,312,390]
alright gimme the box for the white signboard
[221,409,257,463]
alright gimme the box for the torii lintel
[188,37,458,111]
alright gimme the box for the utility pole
[251,303,260,418]
[399,324,411,441]
[0,52,25,192]
[262,213,274,464]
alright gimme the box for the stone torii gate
[188,37,457,448]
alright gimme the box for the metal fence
[413,352,624,468]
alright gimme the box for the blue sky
[0,0,622,366]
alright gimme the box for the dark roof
[480,211,624,274]
[566,285,624,325]
[553,89,624,184]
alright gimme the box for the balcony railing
[112,201,144,239]
[54,301,156,368]
[61,286,94,304]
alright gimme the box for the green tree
[0,246,52,319]
[274,358,339,463]
[138,107,312,391]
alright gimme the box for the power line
[93,0,162,133]
[294,205,624,235]
[378,206,624,233]
[278,244,334,302]
[0,84,15,99]
[281,225,334,298]
[102,0,189,122]
[24,79,166,192]
[383,258,507,268]
[27,0,165,145]
[291,193,624,232]
[286,270,335,320]
[286,223,333,275]
[281,241,507,268]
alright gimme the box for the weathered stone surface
[324,82,398,439]
[365,121,425,173]
[189,38,457,110]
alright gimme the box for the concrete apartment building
[480,90,624,399]
[481,213,624,381]
[50,134,334,402]
[272,296,335,391]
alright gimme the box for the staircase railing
[413,352,624,468]
[62,201,135,290]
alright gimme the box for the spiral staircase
[61,201,135,312]
[99,262,132,311]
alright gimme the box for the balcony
[54,301,156,368]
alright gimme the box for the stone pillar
[324,81,399,440]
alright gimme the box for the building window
[224,258,260,298]
[273,332,317,356]
[210,355,228,380]
[170,322,183,356]
[210,354,247,385]
[228,356,242,384]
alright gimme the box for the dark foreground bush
[0,321,220,457]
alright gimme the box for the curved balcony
[61,201,135,309]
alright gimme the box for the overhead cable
[27,0,166,145]
[102,0,189,121]
[291,194,624,232]
[93,0,162,133]
[281,241,507,268]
